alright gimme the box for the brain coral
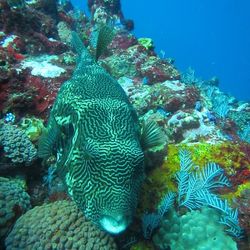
[5,200,118,250]
[153,207,237,250]
[0,123,37,164]
[0,177,31,238]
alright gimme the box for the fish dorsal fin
[140,119,166,151]
[71,25,115,66]
[71,31,94,66]
[71,31,85,56]
[95,25,115,61]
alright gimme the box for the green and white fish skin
[38,26,165,234]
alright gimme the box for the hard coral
[153,207,237,250]
[102,44,152,79]
[57,21,73,45]
[19,117,45,141]
[109,30,137,51]
[139,56,180,84]
[24,73,69,116]
[167,110,201,142]
[236,188,250,247]
[88,0,134,30]
[0,177,31,238]
[184,85,200,108]
[32,32,68,55]
[0,1,57,37]
[138,38,154,50]
[5,200,118,250]
[88,0,121,18]
[0,123,37,164]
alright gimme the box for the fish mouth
[99,214,131,234]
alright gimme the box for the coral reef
[19,117,45,142]
[0,123,37,164]
[88,0,134,30]
[0,0,249,249]
[153,207,237,250]
[5,200,117,250]
[0,177,31,238]
[139,142,250,212]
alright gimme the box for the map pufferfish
[38,26,165,234]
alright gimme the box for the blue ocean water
[73,0,250,101]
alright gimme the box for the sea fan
[176,150,242,238]
[198,162,231,190]
[141,213,161,239]
[141,150,242,239]
[175,150,193,204]
[197,190,243,238]
[158,192,176,217]
[141,192,176,239]
[179,172,204,210]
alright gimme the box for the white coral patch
[21,55,65,78]
[1,35,17,47]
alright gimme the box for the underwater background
[73,0,250,101]
[0,0,250,249]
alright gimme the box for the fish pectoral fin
[38,116,61,160]
[140,119,167,151]
[38,128,58,160]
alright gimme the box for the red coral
[236,188,250,244]
[139,56,180,84]
[239,143,250,163]
[0,80,9,110]
[230,167,250,186]
[0,36,25,64]
[0,1,56,36]
[58,11,74,26]
[164,97,183,112]
[220,119,239,140]
[6,46,25,61]
[2,72,61,118]
[109,31,137,51]
[25,75,56,114]
[184,86,200,108]
[0,68,34,115]
[32,32,68,55]
[13,53,25,61]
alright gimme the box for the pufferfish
[38,26,165,234]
